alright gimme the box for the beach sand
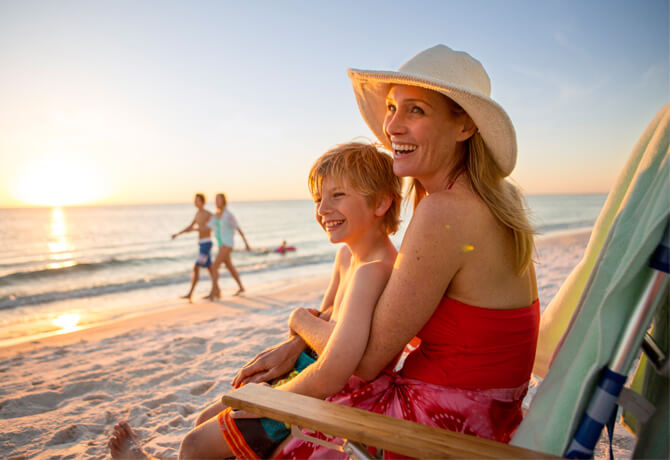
[0,230,635,459]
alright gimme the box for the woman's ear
[456,114,477,142]
[374,195,392,217]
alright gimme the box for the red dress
[276,297,540,459]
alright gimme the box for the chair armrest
[223,384,558,459]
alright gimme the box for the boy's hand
[288,307,321,333]
[231,336,305,388]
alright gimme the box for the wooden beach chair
[224,103,670,458]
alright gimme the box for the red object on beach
[275,246,296,253]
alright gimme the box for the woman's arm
[354,194,470,380]
[276,262,390,398]
[236,227,251,250]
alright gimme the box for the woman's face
[383,85,473,190]
[216,194,224,209]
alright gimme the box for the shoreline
[0,227,594,352]
[0,277,330,360]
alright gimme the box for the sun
[12,157,107,207]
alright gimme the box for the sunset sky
[0,0,667,207]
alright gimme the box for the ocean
[0,194,606,347]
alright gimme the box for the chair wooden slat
[223,384,559,459]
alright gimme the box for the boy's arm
[288,308,334,355]
[319,247,343,312]
[286,245,344,353]
[232,247,344,387]
[172,217,197,239]
[276,262,390,399]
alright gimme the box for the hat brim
[347,68,517,176]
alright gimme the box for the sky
[0,0,667,207]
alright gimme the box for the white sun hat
[347,44,517,176]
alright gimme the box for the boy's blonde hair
[308,142,402,235]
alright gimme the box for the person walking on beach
[207,192,251,299]
[171,193,216,301]
[108,142,402,459]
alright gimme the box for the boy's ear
[374,195,392,217]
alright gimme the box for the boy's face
[313,175,377,244]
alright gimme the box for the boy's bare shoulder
[353,258,393,283]
[334,245,353,263]
[196,208,212,220]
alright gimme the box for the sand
[0,230,636,459]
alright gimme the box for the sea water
[0,194,606,346]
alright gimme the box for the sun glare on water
[12,157,107,207]
[53,313,81,334]
[47,207,76,269]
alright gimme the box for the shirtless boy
[171,193,216,301]
[109,142,402,459]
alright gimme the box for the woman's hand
[231,336,305,388]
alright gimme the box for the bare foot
[203,290,221,300]
[233,288,245,296]
[108,421,153,459]
[180,294,193,303]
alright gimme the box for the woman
[209,192,251,298]
[236,44,539,456]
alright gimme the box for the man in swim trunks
[171,193,216,301]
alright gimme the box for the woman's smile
[391,142,418,159]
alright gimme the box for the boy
[109,142,401,460]
[171,193,216,301]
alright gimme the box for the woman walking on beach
[208,192,251,299]
[236,44,540,456]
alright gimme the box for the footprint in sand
[105,411,116,424]
[189,381,214,396]
[83,393,113,403]
[208,342,228,353]
[179,404,196,417]
[168,416,184,427]
[143,393,178,409]
[46,424,81,446]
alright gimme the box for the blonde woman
[236,45,540,456]
[208,193,251,298]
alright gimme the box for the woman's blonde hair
[309,142,402,235]
[409,99,535,274]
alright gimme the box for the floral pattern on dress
[275,372,527,459]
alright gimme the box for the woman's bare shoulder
[413,188,490,229]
